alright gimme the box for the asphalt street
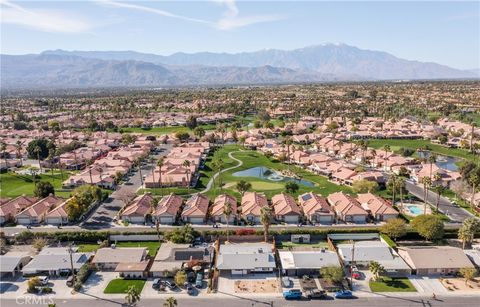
[405,181,474,222]
[2,295,479,307]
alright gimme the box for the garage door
[16,218,31,225]
[46,217,62,225]
[159,217,173,224]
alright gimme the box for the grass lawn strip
[103,279,146,294]
[0,171,75,198]
[369,277,417,292]
[77,244,100,253]
[115,241,161,257]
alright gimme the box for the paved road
[200,150,243,193]
[405,181,474,223]
[2,295,479,307]
[81,144,172,229]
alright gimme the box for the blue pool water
[232,166,315,187]
[407,205,423,215]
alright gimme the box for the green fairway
[121,124,216,135]
[363,139,476,162]
[369,277,417,292]
[103,279,146,294]
[115,241,161,257]
[0,170,74,198]
[249,181,284,190]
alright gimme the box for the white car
[38,276,49,286]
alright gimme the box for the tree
[428,154,437,180]
[157,158,164,195]
[32,237,47,252]
[236,180,251,195]
[223,201,233,243]
[285,181,299,194]
[352,179,378,193]
[174,270,187,286]
[459,267,478,286]
[458,217,480,249]
[15,140,23,166]
[186,115,198,130]
[27,277,41,293]
[183,160,191,190]
[319,266,344,284]
[175,132,190,142]
[193,126,205,139]
[164,297,178,307]
[33,181,55,198]
[420,176,432,214]
[411,214,444,241]
[380,218,407,241]
[27,138,55,161]
[369,261,385,281]
[260,206,273,242]
[451,180,468,201]
[433,183,445,213]
[164,225,197,244]
[212,158,224,193]
[125,285,141,306]
[469,173,480,209]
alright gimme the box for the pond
[417,151,460,171]
[232,166,315,187]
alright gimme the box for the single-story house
[356,193,399,221]
[279,249,340,276]
[298,192,335,224]
[120,193,154,224]
[0,252,31,277]
[210,194,237,224]
[398,246,475,276]
[153,193,183,225]
[271,193,301,224]
[150,242,210,277]
[181,193,209,224]
[241,192,269,224]
[22,247,90,276]
[115,261,150,279]
[337,241,411,276]
[327,192,368,223]
[91,247,147,270]
[0,196,37,225]
[216,243,276,276]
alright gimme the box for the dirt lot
[234,279,280,293]
[441,277,480,291]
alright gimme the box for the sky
[1,0,479,70]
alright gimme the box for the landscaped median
[103,278,146,294]
[369,277,417,292]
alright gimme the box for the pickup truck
[305,289,327,299]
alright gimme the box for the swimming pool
[407,205,423,215]
[232,166,315,187]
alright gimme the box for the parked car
[164,281,177,290]
[335,290,354,299]
[283,289,302,300]
[282,277,292,288]
[38,276,49,286]
[305,289,327,300]
[185,283,194,295]
[195,273,203,288]
[66,275,74,287]
[152,279,163,289]
[351,270,362,280]
[187,272,196,283]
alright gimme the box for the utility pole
[350,240,355,290]
[68,243,76,283]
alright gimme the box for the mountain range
[1,44,478,88]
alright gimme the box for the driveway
[408,276,447,295]
[80,271,117,298]
[405,181,474,222]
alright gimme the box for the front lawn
[115,241,161,257]
[369,277,417,292]
[103,279,146,294]
[0,170,74,198]
[276,241,329,249]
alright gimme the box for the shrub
[235,229,256,236]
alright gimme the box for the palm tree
[157,158,164,195]
[369,261,384,281]
[433,183,445,213]
[34,145,43,173]
[260,206,273,242]
[389,174,397,207]
[47,148,55,176]
[420,176,432,214]
[469,173,480,209]
[383,145,391,170]
[0,141,7,169]
[223,201,233,243]
[458,217,480,249]
[136,159,143,186]
[124,285,141,306]
[370,148,377,167]
[397,177,406,211]
[212,158,224,194]
[183,160,191,190]
[163,297,177,307]
[15,140,23,166]
[150,158,156,191]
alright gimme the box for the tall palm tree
[0,141,7,169]
[428,153,437,181]
[397,177,406,211]
[157,158,164,196]
[34,145,43,173]
[183,160,191,190]
[223,200,233,243]
[369,261,384,281]
[370,148,377,167]
[420,176,432,214]
[260,206,273,242]
[383,145,391,170]
[469,173,480,209]
[124,285,141,306]
[150,158,156,191]
[163,297,177,307]
[15,140,23,166]
[389,174,397,207]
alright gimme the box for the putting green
[250,181,284,190]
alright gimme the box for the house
[153,193,183,225]
[241,192,269,224]
[356,193,399,221]
[271,193,301,224]
[181,193,209,224]
[0,252,31,277]
[120,193,154,224]
[397,246,475,276]
[327,192,368,223]
[337,241,411,276]
[216,243,276,276]
[22,247,90,276]
[0,196,37,225]
[15,195,65,225]
[150,242,211,277]
[44,199,71,225]
[279,249,340,276]
[91,247,147,270]
[298,192,335,224]
[115,262,150,279]
[210,194,237,224]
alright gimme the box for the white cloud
[96,0,283,31]
[215,0,283,30]
[0,0,94,33]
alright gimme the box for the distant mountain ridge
[1,44,477,88]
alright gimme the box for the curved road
[200,150,243,194]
